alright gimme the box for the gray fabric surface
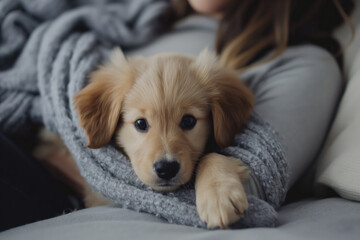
[0,0,288,228]
[1,198,360,240]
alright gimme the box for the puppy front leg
[195,153,249,229]
[33,128,113,208]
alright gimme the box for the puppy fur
[39,49,254,229]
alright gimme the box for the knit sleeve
[218,112,289,209]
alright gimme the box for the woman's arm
[223,45,342,202]
[245,44,342,187]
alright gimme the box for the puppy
[36,49,254,229]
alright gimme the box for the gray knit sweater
[0,0,288,228]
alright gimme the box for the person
[127,0,354,191]
[0,0,354,231]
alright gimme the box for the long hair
[167,0,354,72]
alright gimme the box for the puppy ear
[74,48,135,148]
[194,49,254,148]
[210,74,254,148]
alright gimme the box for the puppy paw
[83,184,114,208]
[195,153,248,229]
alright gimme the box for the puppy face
[117,55,212,191]
[74,49,254,191]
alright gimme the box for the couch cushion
[1,198,359,240]
[315,1,360,201]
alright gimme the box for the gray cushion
[1,198,359,240]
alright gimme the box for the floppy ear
[210,74,254,148]
[194,49,254,148]
[74,48,136,148]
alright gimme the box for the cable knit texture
[0,0,288,228]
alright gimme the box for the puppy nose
[154,160,180,180]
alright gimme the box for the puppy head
[74,49,254,191]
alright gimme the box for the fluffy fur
[37,49,254,229]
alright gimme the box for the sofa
[1,1,360,240]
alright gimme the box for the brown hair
[167,0,354,72]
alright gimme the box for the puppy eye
[180,115,197,130]
[134,119,149,132]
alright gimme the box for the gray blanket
[0,0,288,228]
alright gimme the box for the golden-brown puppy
[74,49,253,228]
